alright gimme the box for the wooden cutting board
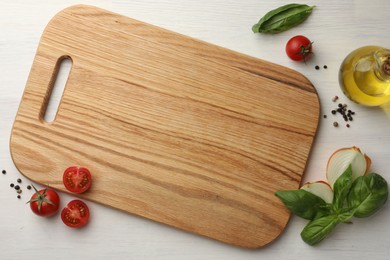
[10,5,320,248]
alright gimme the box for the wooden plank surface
[10,5,320,248]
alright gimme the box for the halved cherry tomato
[63,166,92,193]
[61,200,90,228]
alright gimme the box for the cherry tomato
[28,185,60,217]
[285,35,313,62]
[63,166,92,193]
[61,200,90,228]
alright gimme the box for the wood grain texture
[10,5,320,248]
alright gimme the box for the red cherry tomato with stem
[61,199,90,228]
[28,185,60,217]
[285,35,313,62]
[63,166,92,193]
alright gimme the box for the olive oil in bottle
[339,46,390,106]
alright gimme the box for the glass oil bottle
[339,46,390,106]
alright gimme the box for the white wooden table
[1,0,389,259]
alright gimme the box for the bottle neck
[374,49,390,81]
[383,55,390,77]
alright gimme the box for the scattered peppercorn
[17,195,21,199]
[315,65,320,70]
[17,189,22,194]
[330,98,356,127]
[27,185,32,190]
[14,185,20,190]
[333,122,339,127]
[324,65,328,69]
[346,124,350,128]
[323,115,327,119]
[2,170,6,174]
[17,178,22,183]
[10,183,15,188]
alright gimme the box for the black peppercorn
[2,170,6,174]
[17,178,22,183]
[27,185,32,190]
[17,195,21,199]
[14,185,20,190]
[10,183,15,188]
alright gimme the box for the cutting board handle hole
[43,56,72,123]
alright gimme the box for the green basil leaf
[333,164,353,210]
[347,173,388,218]
[275,189,328,220]
[252,4,315,34]
[300,215,339,246]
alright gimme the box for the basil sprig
[276,165,388,245]
[252,4,315,34]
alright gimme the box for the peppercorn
[333,122,339,127]
[27,185,32,190]
[17,178,22,183]
[17,195,21,199]
[323,115,327,119]
[17,189,22,194]
[346,124,350,128]
[315,65,320,70]
[323,65,328,69]
[2,170,6,174]
[14,185,20,190]
[10,183,15,188]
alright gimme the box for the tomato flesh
[61,200,90,228]
[63,166,92,193]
